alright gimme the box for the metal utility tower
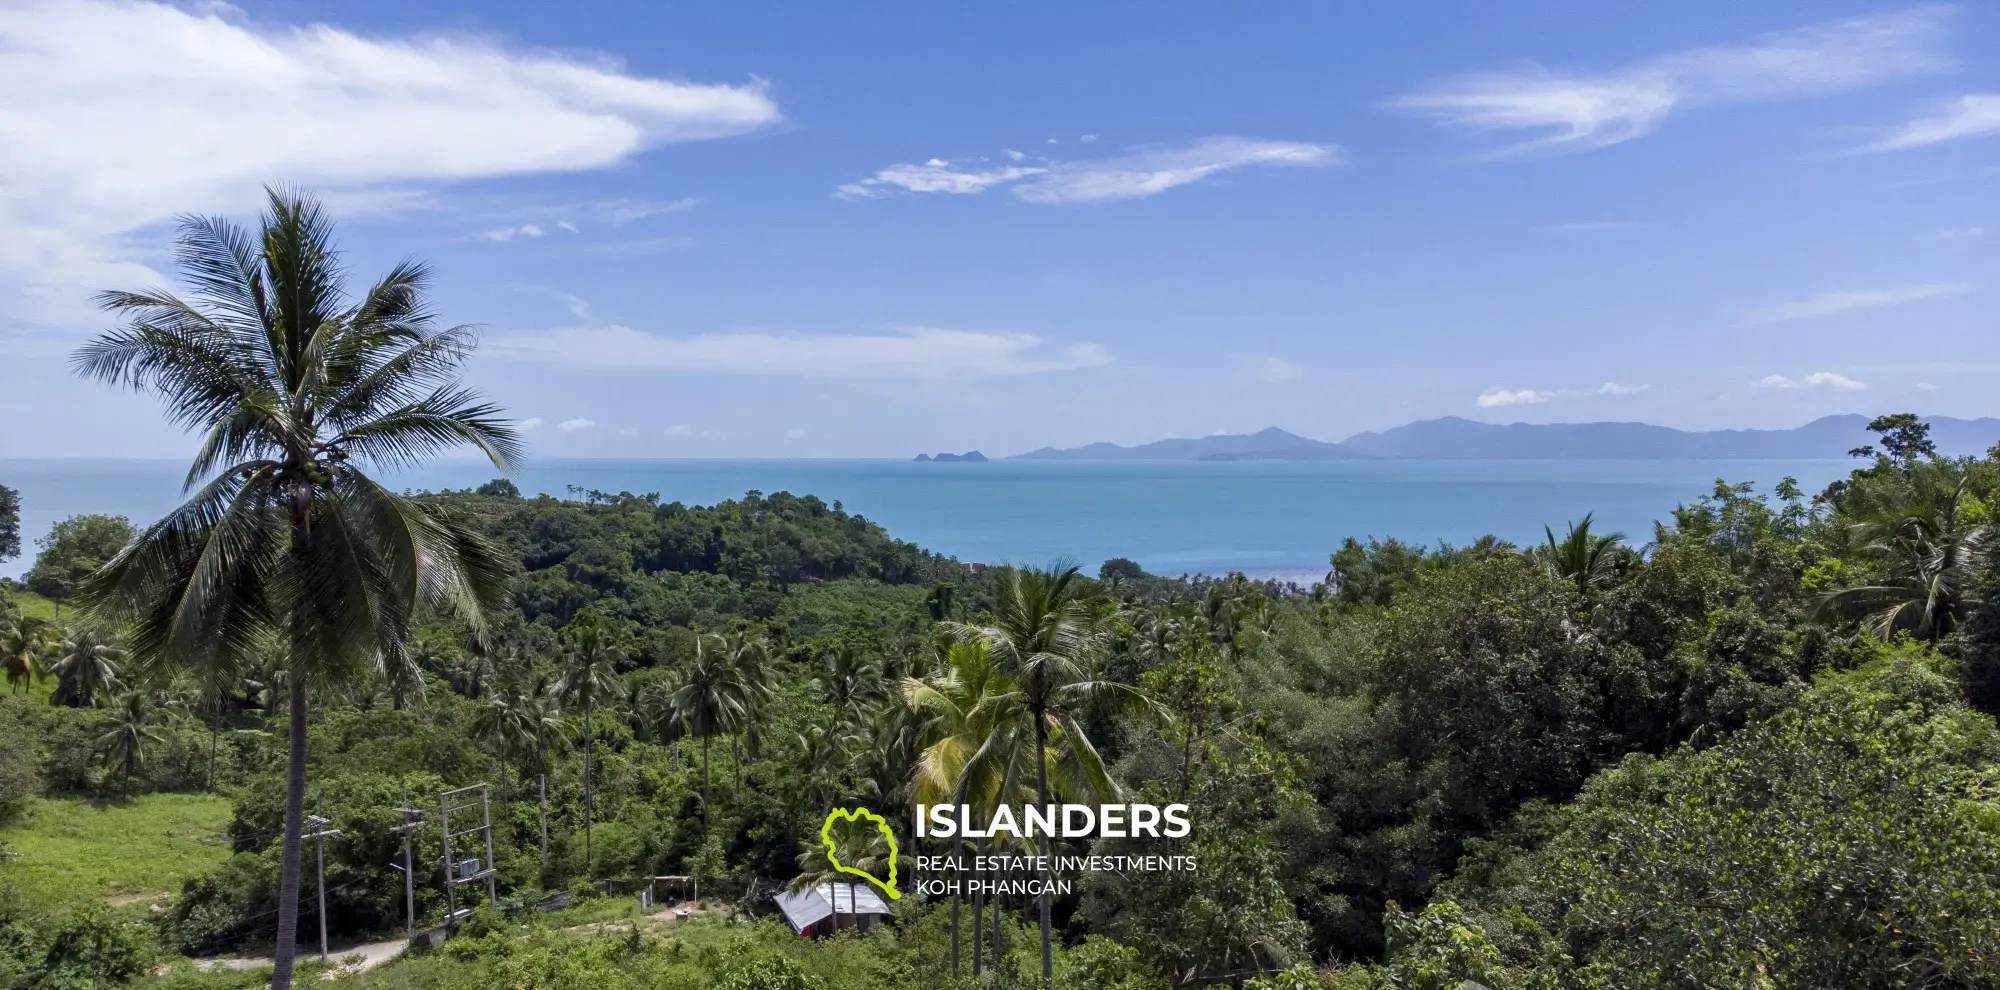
[303,813,342,963]
[387,783,425,944]
[438,783,498,925]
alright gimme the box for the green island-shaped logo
[820,807,901,900]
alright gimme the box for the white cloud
[1014,138,1337,204]
[0,0,778,320]
[1393,8,1948,157]
[481,223,548,242]
[488,324,1112,380]
[518,417,543,431]
[837,137,1338,204]
[1917,381,1941,392]
[1477,388,1552,407]
[1245,356,1303,383]
[663,424,692,436]
[1743,282,1969,325]
[1592,381,1648,395]
[836,159,1048,199]
[1756,371,1867,391]
[602,197,703,223]
[1862,93,2000,151]
[1477,381,1647,407]
[785,428,807,440]
[557,418,596,432]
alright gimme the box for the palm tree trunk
[950,836,961,979]
[701,735,712,826]
[583,694,595,870]
[270,676,308,990]
[1034,711,1052,988]
[971,833,986,976]
[207,712,219,795]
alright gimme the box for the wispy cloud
[1393,8,1949,157]
[837,137,1338,204]
[1476,381,1647,407]
[1861,93,2000,151]
[837,161,1047,199]
[1743,282,1969,325]
[1592,382,1648,395]
[557,418,596,432]
[481,223,552,242]
[488,325,1112,380]
[0,0,777,322]
[1756,371,1867,390]
[602,197,703,223]
[1476,388,1551,407]
[518,417,543,431]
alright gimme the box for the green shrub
[719,955,825,990]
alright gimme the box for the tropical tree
[669,632,747,826]
[560,616,622,868]
[1540,513,1625,597]
[722,629,776,760]
[472,683,535,812]
[1819,473,1992,642]
[0,613,53,694]
[50,626,124,708]
[0,482,19,564]
[818,642,882,720]
[943,564,1132,987]
[97,688,168,781]
[906,639,1010,978]
[72,188,517,990]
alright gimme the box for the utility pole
[389,783,424,945]
[303,813,341,964]
[439,783,498,927]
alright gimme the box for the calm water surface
[0,458,1856,582]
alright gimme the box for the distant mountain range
[1009,415,2000,461]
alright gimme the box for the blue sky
[0,0,1996,458]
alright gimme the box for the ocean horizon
[0,457,1859,583]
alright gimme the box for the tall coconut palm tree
[668,633,746,826]
[818,642,882,721]
[1541,513,1625,598]
[560,617,622,869]
[72,188,517,990]
[473,683,535,813]
[0,613,53,694]
[51,626,124,708]
[722,630,775,760]
[943,565,1133,988]
[905,640,1007,978]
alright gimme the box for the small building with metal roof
[772,882,892,937]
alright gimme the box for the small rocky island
[913,450,988,462]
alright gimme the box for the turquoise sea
[0,458,1858,583]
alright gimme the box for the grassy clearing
[6,590,61,623]
[0,793,234,911]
